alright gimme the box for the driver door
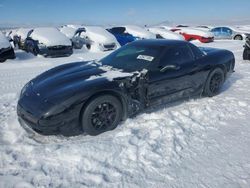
[147,44,201,105]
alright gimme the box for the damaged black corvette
[17,40,235,136]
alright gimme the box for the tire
[234,35,243,40]
[86,44,91,50]
[33,46,39,56]
[243,48,250,60]
[203,68,225,97]
[81,95,123,136]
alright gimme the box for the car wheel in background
[234,35,243,40]
[86,44,91,50]
[32,46,39,56]
[81,95,123,136]
[203,68,225,97]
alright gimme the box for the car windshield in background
[101,44,163,72]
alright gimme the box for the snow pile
[15,28,32,40]
[148,27,185,40]
[0,31,11,48]
[174,27,214,38]
[157,25,174,30]
[124,25,156,39]
[0,40,250,187]
[30,27,72,46]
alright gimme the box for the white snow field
[0,40,250,188]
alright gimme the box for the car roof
[131,39,188,47]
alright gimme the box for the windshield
[101,43,163,72]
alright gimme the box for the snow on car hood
[0,31,11,49]
[30,27,72,46]
[124,25,156,39]
[59,27,76,38]
[148,27,184,40]
[83,26,118,44]
[175,28,214,38]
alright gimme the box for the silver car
[211,26,249,40]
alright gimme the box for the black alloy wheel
[81,95,122,136]
[203,68,225,97]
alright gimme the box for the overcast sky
[0,0,250,27]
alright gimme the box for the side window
[188,43,204,59]
[211,27,221,33]
[160,45,194,66]
[222,27,232,35]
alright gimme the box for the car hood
[124,25,156,39]
[83,26,118,44]
[31,61,133,103]
[30,27,72,46]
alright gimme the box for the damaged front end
[114,69,149,117]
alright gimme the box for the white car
[211,26,250,40]
[79,26,120,52]
[59,26,90,49]
[147,27,184,40]
[124,25,156,39]
[24,27,73,57]
[0,31,15,62]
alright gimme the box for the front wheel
[203,68,225,97]
[243,48,250,60]
[81,95,123,136]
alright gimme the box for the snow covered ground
[0,40,250,188]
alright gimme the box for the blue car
[107,27,136,46]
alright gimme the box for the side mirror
[160,64,180,72]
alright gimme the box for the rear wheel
[203,68,225,97]
[81,95,123,136]
[234,35,243,40]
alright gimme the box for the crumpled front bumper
[17,102,83,136]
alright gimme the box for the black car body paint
[17,40,235,136]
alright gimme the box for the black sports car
[17,40,235,136]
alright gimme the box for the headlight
[38,43,46,49]
[42,104,67,119]
[19,82,29,99]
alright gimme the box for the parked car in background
[59,26,90,49]
[24,27,73,57]
[80,26,120,51]
[172,27,214,43]
[14,28,33,49]
[243,34,250,60]
[210,26,250,40]
[0,31,15,62]
[195,26,212,31]
[124,25,156,39]
[17,40,235,136]
[157,25,174,31]
[107,27,136,46]
[147,27,184,40]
